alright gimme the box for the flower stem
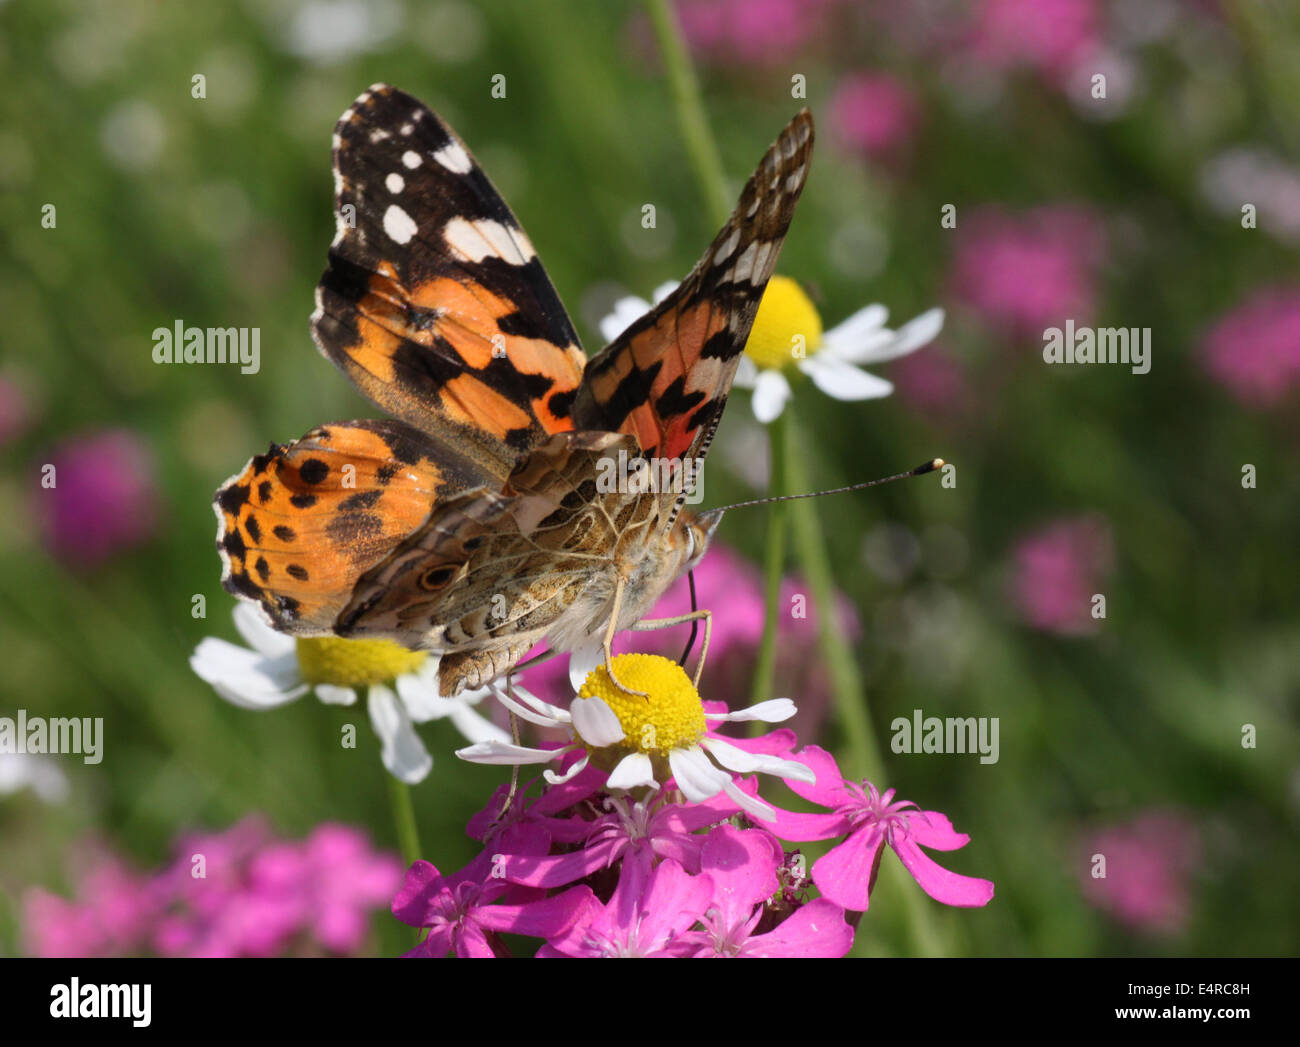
[645,0,732,227]
[386,774,422,870]
[785,404,946,956]
[783,406,882,783]
[750,411,789,714]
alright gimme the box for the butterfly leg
[602,577,648,698]
[629,609,713,688]
[495,681,523,822]
[509,646,560,676]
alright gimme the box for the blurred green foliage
[1,0,1296,957]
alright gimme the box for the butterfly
[215,84,813,697]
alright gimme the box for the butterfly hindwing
[572,110,814,475]
[311,83,588,476]
[216,419,502,633]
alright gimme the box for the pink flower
[963,0,1101,83]
[23,817,400,957]
[23,845,159,958]
[683,824,854,957]
[950,205,1106,339]
[1078,811,1200,935]
[392,828,594,958]
[766,746,995,911]
[666,0,837,66]
[1008,514,1112,636]
[538,857,712,958]
[1199,285,1300,409]
[33,428,160,566]
[830,73,921,161]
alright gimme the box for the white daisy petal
[368,683,432,784]
[568,640,604,692]
[313,683,358,706]
[446,703,511,745]
[828,307,944,365]
[651,280,679,304]
[722,778,777,822]
[667,746,733,803]
[232,602,295,658]
[707,698,797,723]
[489,681,569,727]
[570,697,625,747]
[751,368,792,423]
[458,739,568,766]
[801,356,894,400]
[190,639,308,709]
[734,354,760,388]
[821,302,888,350]
[0,754,70,804]
[879,307,945,360]
[395,667,452,722]
[606,752,657,791]
[700,737,816,783]
[599,295,652,343]
[543,751,590,785]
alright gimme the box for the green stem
[750,411,789,716]
[784,404,946,957]
[645,0,732,226]
[386,774,422,870]
[783,407,881,784]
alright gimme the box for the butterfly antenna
[708,458,945,514]
[679,569,700,665]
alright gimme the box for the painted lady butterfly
[215,84,813,696]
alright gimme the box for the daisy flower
[456,653,814,822]
[190,604,507,784]
[599,276,943,424]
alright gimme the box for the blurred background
[2,0,1298,958]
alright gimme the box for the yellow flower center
[295,636,427,687]
[744,275,823,371]
[578,654,707,758]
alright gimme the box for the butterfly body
[215,84,812,695]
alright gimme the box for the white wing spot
[383,204,418,245]
[401,150,422,169]
[443,216,534,264]
[730,241,760,283]
[369,128,390,143]
[400,122,414,136]
[385,172,405,194]
[432,141,473,174]
[714,228,741,265]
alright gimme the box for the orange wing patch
[215,419,497,633]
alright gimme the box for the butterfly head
[678,507,724,575]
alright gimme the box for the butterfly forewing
[312,83,588,473]
[572,110,814,477]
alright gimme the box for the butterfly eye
[419,565,457,590]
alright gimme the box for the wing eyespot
[419,564,458,590]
